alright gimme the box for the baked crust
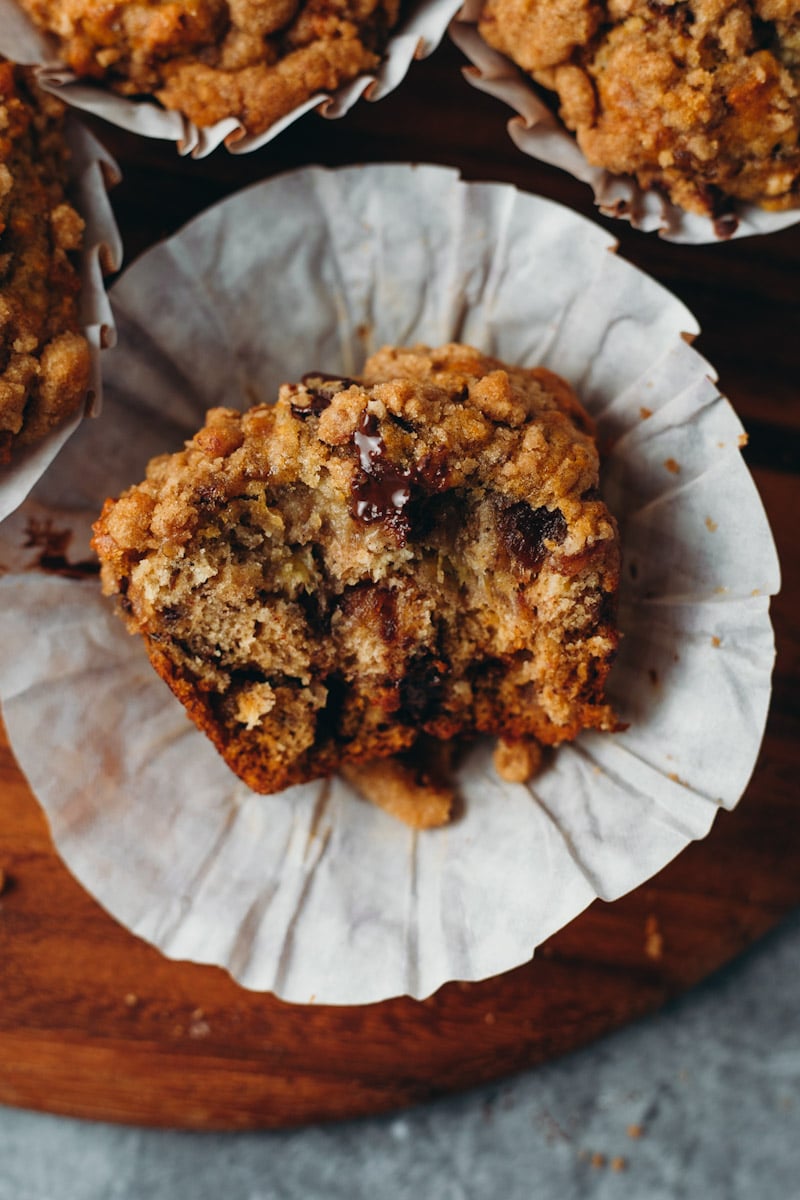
[93,343,621,798]
[19,0,401,137]
[478,0,800,217]
[0,59,89,463]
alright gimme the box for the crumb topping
[19,0,402,136]
[93,343,620,799]
[478,0,800,217]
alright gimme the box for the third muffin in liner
[450,0,800,244]
[0,164,779,1004]
[0,0,463,156]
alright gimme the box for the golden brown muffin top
[478,0,800,218]
[19,0,401,136]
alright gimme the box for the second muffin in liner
[0,164,779,1004]
[1,0,464,156]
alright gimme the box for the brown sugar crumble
[341,738,455,829]
[0,60,89,463]
[705,516,718,532]
[493,735,543,783]
[92,343,622,827]
[664,457,681,474]
[477,0,800,218]
[639,406,653,420]
[19,0,402,139]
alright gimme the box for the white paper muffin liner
[450,0,800,244]
[0,0,462,156]
[0,164,780,1004]
[0,108,122,523]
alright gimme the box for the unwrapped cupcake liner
[450,0,800,244]
[0,164,780,1004]
[0,0,462,156]
[0,109,122,523]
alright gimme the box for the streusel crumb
[92,343,621,813]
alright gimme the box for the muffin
[92,343,620,806]
[18,0,402,138]
[0,59,90,463]
[477,0,800,220]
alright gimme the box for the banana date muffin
[477,0,800,220]
[0,60,89,463]
[92,343,620,806]
[18,0,401,137]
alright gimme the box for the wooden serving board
[1,41,799,1130]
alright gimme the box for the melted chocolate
[350,410,447,542]
[339,583,398,645]
[353,411,385,472]
[497,502,567,571]
[397,652,447,725]
[352,476,414,538]
[647,0,694,26]
[292,373,358,419]
[416,453,449,493]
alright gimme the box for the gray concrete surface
[1,910,799,1200]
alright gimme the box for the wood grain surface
[1,39,799,1130]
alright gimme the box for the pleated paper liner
[0,166,779,1003]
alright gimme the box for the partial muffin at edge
[0,59,90,463]
[477,0,800,218]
